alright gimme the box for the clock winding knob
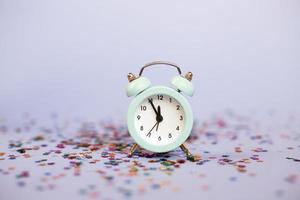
[184,72,193,81]
[127,73,137,82]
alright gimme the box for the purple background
[1,0,299,121]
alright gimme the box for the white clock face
[134,94,185,146]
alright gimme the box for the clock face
[134,94,185,146]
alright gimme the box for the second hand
[146,121,158,137]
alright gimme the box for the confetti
[286,157,300,162]
[285,174,298,184]
[0,111,299,200]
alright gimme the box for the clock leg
[128,143,139,156]
[180,144,198,162]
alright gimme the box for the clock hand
[157,105,162,117]
[156,106,163,131]
[148,99,163,132]
[148,98,159,119]
[147,121,158,136]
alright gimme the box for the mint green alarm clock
[126,61,195,159]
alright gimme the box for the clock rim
[127,85,193,153]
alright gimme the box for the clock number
[168,133,172,138]
[157,95,163,100]
[176,126,180,131]
[158,136,161,141]
[169,98,172,103]
[180,115,183,121]
[141,105,147,111]
[148,98,153,102]
[140,126,143,131]
[176,105,180,110]
[146,132,151,137]
[137,115,141,120]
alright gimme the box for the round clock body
[127,86,193,153]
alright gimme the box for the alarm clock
[126,61,195,160]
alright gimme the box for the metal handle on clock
[139,61,182,76]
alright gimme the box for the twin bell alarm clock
[126,61,195,160]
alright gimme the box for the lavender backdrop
[1,0,299,122]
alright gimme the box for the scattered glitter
[0,111,299,199]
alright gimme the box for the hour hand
[156,106,163,131]
[157,106,163,122]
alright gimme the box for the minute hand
[148,99,159,116]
